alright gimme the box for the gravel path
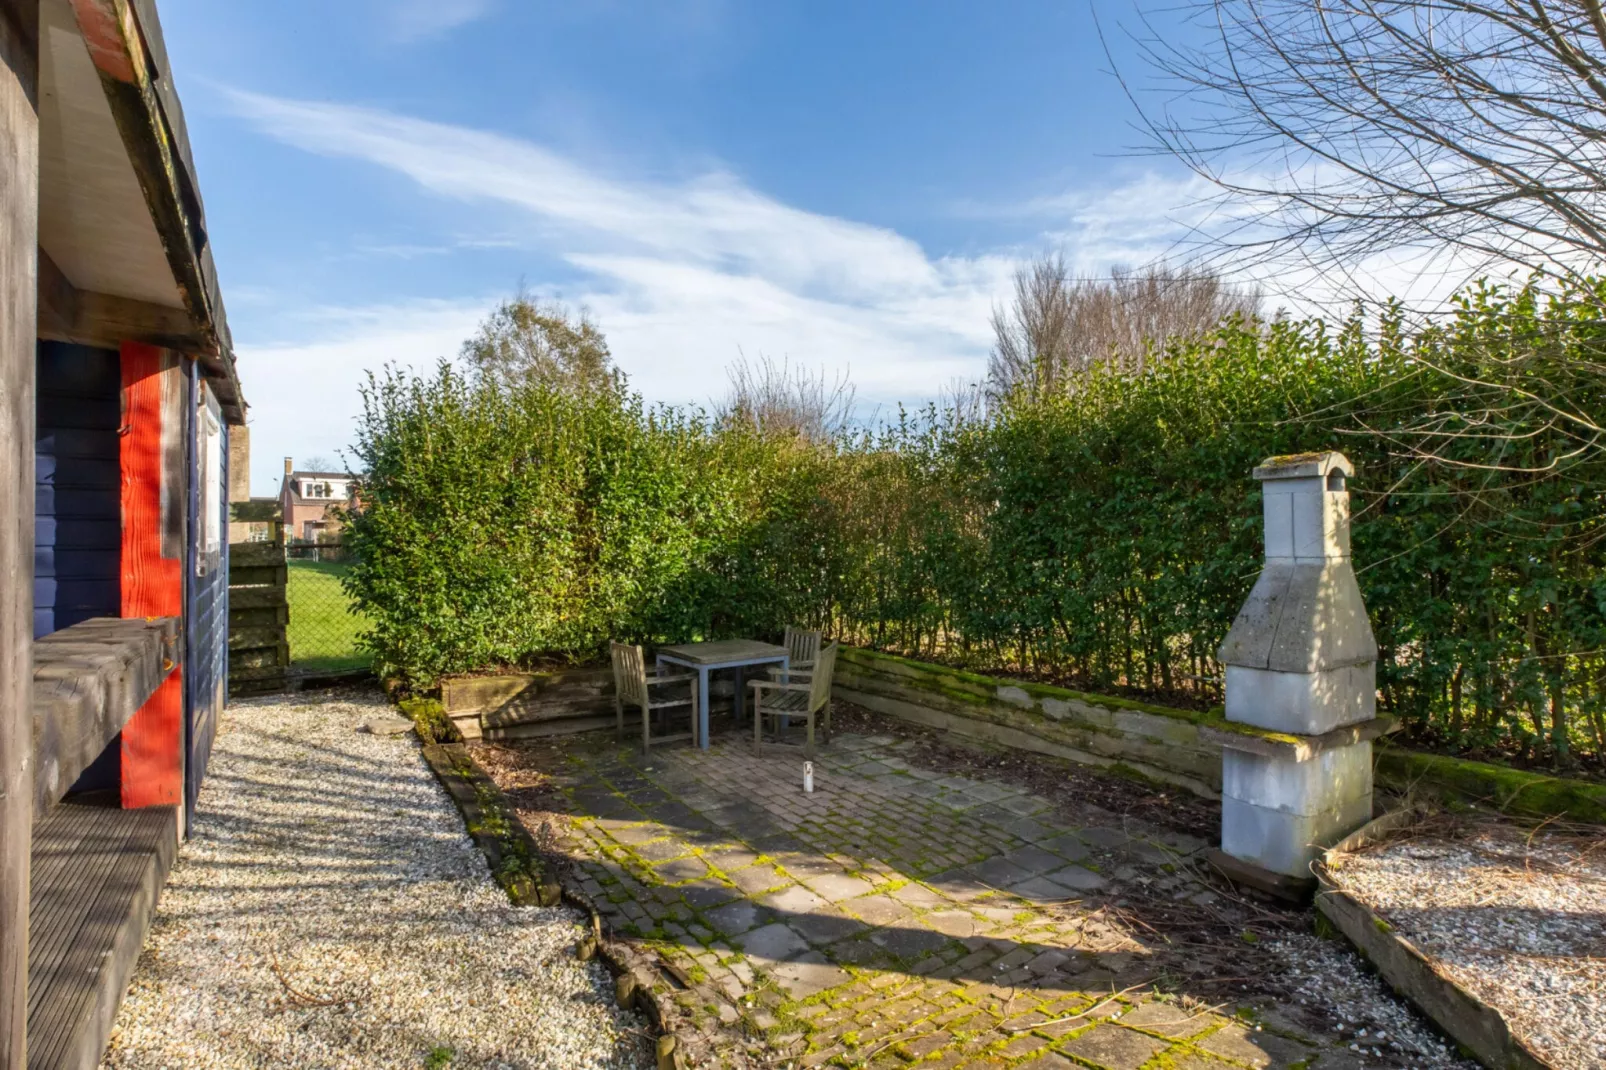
[1327,819,1606,1070]
[102,688,652,1070]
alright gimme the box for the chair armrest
[749,679,811,694]
[644,671,694,688]
[764,662,815,680]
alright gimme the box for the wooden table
[656,639,789,750]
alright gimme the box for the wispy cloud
[387,0,495,43]
[224,89,1266,491]
[226,89,1023,405]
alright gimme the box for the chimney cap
[1252,451,1352,482]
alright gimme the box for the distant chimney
[284,456,293,477]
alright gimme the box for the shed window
[198,397,222,573]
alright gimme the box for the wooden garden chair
[750,642,838,756]
[611,642,698,755]
[765,626,822,682]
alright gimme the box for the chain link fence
[285,541,372,677]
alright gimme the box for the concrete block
[1221,792,1372,877]
[1039,697,1073,721]
[1220,563,1376,676]
[1224,662,1376,734]
[1295,489,1351,561]
[1263,487,1296,560]
[1116,709,1200,747]
[1263,479,1351,561]
[996,685,1033,708]
[1222,743,1372,815]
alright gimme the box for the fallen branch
[1004,978,1152,1032]
[270,957,365,1009]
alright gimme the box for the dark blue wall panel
[35,342,121,639]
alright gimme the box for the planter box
[832,647,1606,826]
[1315,812,1550,1070]
[441,668,615,741]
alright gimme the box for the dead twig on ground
[1005,979,1153,1032]
[269,957,366,1009]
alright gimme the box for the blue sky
[159,0,1232,495]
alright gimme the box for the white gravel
[1327,821,1606,1070]
[1268,933,1479,1067]
[102,688,652,1070]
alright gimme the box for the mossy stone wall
[834,647,1606,825]
[833,646,1224,797]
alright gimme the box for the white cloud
[387,0,495,43]
[231,90,1380,492]
[226,90,972,302]
[236,299,490,495]
[223,89,1035,452]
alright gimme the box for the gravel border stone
[1325,817,1606,1070]
[101,687,652,1070]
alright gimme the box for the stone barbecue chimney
[1209,452,1390,894]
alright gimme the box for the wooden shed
[0,1,246,1067]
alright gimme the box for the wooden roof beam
[38,245,205,353]
[66,0,245,424]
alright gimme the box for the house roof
[288,472,355,481]
[36,0,246,424]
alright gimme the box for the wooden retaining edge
[413,740,687,1070]
[1314,810,1552,1070]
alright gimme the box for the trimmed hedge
[347,278,1605,766]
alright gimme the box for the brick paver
[526,732,1366,1068]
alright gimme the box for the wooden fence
[228,541,288,693]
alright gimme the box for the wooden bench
[26,797,178,1070]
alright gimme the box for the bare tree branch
[1117,0,1606,287]
[719,354,857,443]
[987,256,1259,401]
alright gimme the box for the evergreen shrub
[346,279,1605,765]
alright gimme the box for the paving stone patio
[483,725,1464,1069]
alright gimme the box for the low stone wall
[833,646,1606,824]
[832,646,1223,797]
[1374,746,1606,825]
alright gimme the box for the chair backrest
[610,642,647,707]
[784,626,822,666]
[808,642,838,712]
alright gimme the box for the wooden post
[0,2,37,1066]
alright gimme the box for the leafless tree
[938,377,989,429]
[720,354,856,443]
[299,455,340,473]
[1120,0,1606,287]
[462,292,617,395]
[987,255,1259,401]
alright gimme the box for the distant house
[280,457,358,543]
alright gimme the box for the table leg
[699,667,711,750]
[734,666,745,729]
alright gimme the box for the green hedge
[346,278,1605,765]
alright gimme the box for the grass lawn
[287,559,371,673]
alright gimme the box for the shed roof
[37,0,245,424]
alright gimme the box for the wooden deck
[26,796,177,1070]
